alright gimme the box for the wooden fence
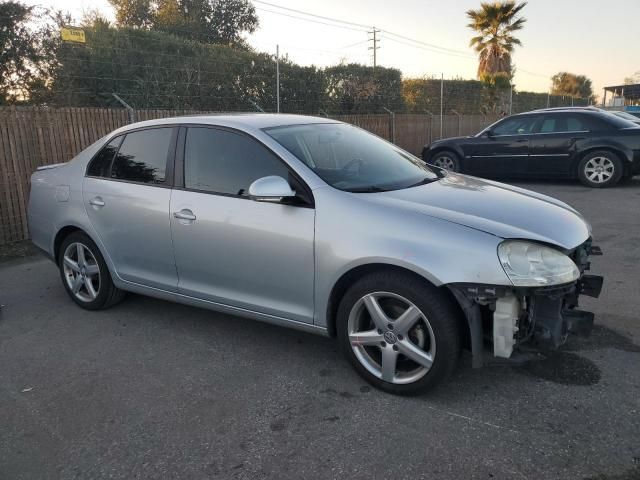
[0,106,498,245]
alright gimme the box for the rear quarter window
[111,128,173,184]
[86,136,123,177]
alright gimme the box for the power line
[253,0,371,30]
[254,6,368,33]
[383,36,476,61]
[251,1,553,81]
[380,30,475,58]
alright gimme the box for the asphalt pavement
[1,179,639,480]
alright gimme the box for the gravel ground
[1,179,639,480]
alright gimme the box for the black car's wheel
[58,231,125,310]
[336,270,461,395]
[577,151,623,188]
[430,151,460,172]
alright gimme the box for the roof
[531,106,600,113]
[113,113,339,134]
[604,83,640,99]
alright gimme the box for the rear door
[83,127,178,291]
[464,115,538,177]
[528,113,589,176]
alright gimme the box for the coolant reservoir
[493,293,520,358]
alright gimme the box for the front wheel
[336,271,461,395]
[430,151,460,172]
[577,151,623,188]
[58,231,125,310]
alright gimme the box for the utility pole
[276,44,280,113]
[440,73,444,139]
[368,27,380,68]
[509,83,513,115]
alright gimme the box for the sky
[25,0,640,99]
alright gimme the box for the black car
[422,108,640,187]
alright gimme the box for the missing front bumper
[449,273,603,365]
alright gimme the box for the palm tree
[467,1,527,79]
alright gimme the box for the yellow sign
[61,27,86,44]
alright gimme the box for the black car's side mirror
[485,129,495,138]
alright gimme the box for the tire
[430,151,461,172]
[58,231,125,310]
[577,151,623,188]
[336,270,461,395]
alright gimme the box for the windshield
[612,111,640,122]
[265,123,438,192]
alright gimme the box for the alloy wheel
[584,156,615,184]
[347,292,436,384]
[432,155,456,171]
[62,242,101,302]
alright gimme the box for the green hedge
[50,25,403,114]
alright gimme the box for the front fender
[312,187,510,328]
[423,142,466,162]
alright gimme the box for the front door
[83,127,178,291]
[170,127,315,324]
[465,115,539,178]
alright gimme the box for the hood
[428,136,470,147]
[364,173,590,250]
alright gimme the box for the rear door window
[111,128,173,184]
[538,114,588,133]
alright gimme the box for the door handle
[515,139,528,143]
[89,197,105,207]
[173,209,196,221]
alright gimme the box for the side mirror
[248,175,296,203]
[485,129,495,138]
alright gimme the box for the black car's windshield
[265,123,438,192]
[609,111,640,125]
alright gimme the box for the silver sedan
[28,114,603,394]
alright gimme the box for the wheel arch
[325,263,468,346]
[428,146,463,161]
[52,224,114,277]
[573,145,633,178]
[53,225,84,263]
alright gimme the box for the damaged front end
[450,240,603,368]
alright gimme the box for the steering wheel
[343,158,364,174]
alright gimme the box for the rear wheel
[430,151,460,172]
[336,271,461,395]
[577,151,623,188]
[58,232,125,310]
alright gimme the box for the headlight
[498,240,580,287]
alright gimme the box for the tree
[0,1,62,104]
[624,71,640,85]
[551,72,593,100]
[109,0,154,28]
[467,1,527,79]
[209,0,258,45]
[110,0,259,46]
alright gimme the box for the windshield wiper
[406,177,439,188]
[345,186,390,193]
